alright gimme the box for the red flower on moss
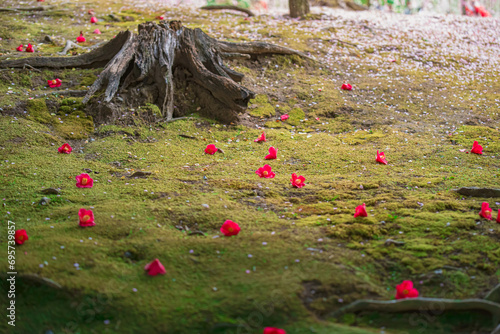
[156,15,165,20]
[76,32,86,43]
[90,16,98,24]
[145,259,166,276]
[280,114,289,121]
[93,29,101,34]
[254,132,266,142]
[497,210,500,224]
[15,229,28,245]
[265,146,277,160]
[48,79,62,88]
[471,141,483,155]
[58,143,72,154]
[354,203,368,218]
[220,220,240,237]
[479,202,493,220]
[205,144,218,155]
[376,150,387,165]
[341,82,352,90]
[256,164,275,179]
[76,173,94,188]
[395,280,419,300]
[25,43,34,53]
[16,44,23,52]
[264,328,286,334]
[78,208,95,227]
[290,173,305,188]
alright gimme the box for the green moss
[80,74,98,87]
[287,107,306,126]
[27,99,52,123]
[52,115,94,139]
[248,94,275,118]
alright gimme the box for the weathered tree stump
[0,20,311,124]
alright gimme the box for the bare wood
[328,298,500,319]
[0,21,316,124]
[200,5,255,17]
[0,30,132,69]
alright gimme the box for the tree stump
[0,21,311,124]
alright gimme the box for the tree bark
[289,0,310,18]
[0,21,310,125]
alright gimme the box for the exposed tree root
[0,21,312,124]
[328,297,500,333]
[200,5,255,17]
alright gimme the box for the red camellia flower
[254,132,266,142]
[497,210,500,224]
[290,173,305,188]
[280,114,289,121]
[156,15,165,20]
[376,150,388,165]
[90,16,98,24]
[25,43,34,53]
[263,328,286,334]
[76,32,86,43]
[354,203,368,218]
[16,44,23,52]
[93,29,101,34]
[341,82,352,90]
[58,143,72,154]
[48,78,62,88]
[395,280,419,300]
[15,229,28,245]
[76,173,94,188]
[265,146,277,160]
[78,208,95,227]
[205,144,218,155]
[470,141,483,155]
[479,202,493,220]
[220,220,241,237]
[256,164,275,179]
[144,259,166,276]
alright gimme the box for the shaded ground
[0,1,499,333]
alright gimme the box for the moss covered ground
[0,1,499,333]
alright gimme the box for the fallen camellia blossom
[220,220,241,236]
[16,44,23,52]
[205,144,218,155]
[254,132,266,142]
[76,173,94,188]
[354,203,368,218]
[156,15,165,20]
[479,202,493,220]
[25,43,34,53]
[90,16,98,24]
[395,280,419,299]
[93,29,101,34]
[48,79,62,88]
[280,114,289,121]
[263,328,286,334]
[497,210,500,224]
[470,141,483,155]
[290,173,305,188]
[144,259,166,276]
[256,164,275,179]
[265,147,277,160]
[376,150,388,165]
[58,143,72,154]
[76,32,86,43]
[78,208,95,227]
[341,82,352,90]
[15,229,28,245]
